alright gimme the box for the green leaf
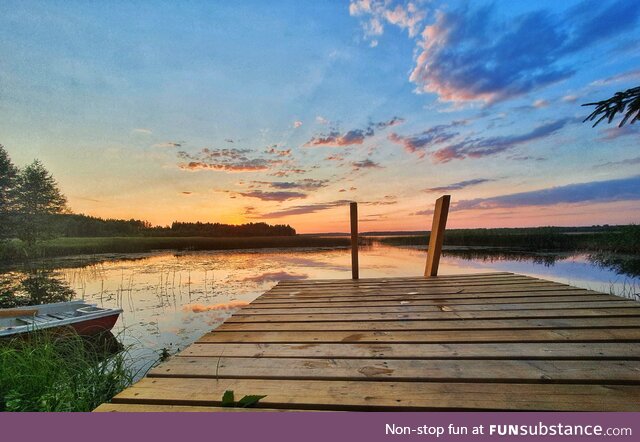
[237,395,267,408]
[221,390,235,407]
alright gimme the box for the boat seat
[48,313,67,320]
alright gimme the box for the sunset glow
[1,1,638,233]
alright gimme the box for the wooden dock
[95,272,640,412]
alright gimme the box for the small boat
[0,300,122,338]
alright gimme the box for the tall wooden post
[350,202,359,280]
[424,195,451,278]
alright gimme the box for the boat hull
[0,301,122,338]
[70,312,120,336]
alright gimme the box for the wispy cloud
[265,146,292,157]
[154,141,183,148]
[258,196,397,219]
[304,117,403,147]
[269,168,307,177]
[238,190,308,201]
[178,148,280,172]
[411,209,434,216]
[597,125,639,141]
[293,120,303,128]
[594,156,640,169]
[590,68,640,86]
[352,158,382,170]
[133,128,152,135]
[432,118,574,163]
[424,178,493,193]
[388,120,465,158]
[350,0,426,47]
[454,175,640,211]
[249,179,328,191]
[259,200,352,218]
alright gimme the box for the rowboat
[0,300,122,338]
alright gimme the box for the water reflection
[0,269,75,308]
[0,244,638,376]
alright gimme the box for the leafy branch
[582,86,640,128]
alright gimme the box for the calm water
[3,243,639,375]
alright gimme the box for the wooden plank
[268,277,557,292]
[216,317,640,332]
[265,282,579,296]
[0,308,38,318]
[111,377,640,411]
[275,272,514,284]
[197,328,640,344]
[94,403,299,412]
[350,202,358,280]
[237,301,639,315]
[262,287,600,300]
[149,357,640,384]
[269,275,542,287]
[247,295,620,309]
[255,290,612,304]
[426,195,449,277]
[226,307,640,323]
[181,342,640,360]
[273,274,536,288]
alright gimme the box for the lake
[2,243,639,377]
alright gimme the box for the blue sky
[0,0,638,232]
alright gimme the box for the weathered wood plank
[149,357,640,384]
[216,317,640,332]
[425,194,449,277]
[268,279,564,293]
[350,201,359,280]
[254,289,604,303]
[247,295,621,310]
[275,272,514,284]
[94,403,300,412]
[226,307,640,323]
[269,276,553,289]
[181,342,640,360]
[197,328,640,344]
[238,301,639,316]
[274,273,527,286]
[111,377,640,411]
[264,284,590,297]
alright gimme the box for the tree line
[0,145,296,243]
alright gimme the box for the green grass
[0,332,134,412]
[0,235,353,263]
[375,225,640,254]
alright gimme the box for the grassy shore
[0,226,637,264]
[0,235,353,263]
[375,225,640,254]
[0,332,134,411]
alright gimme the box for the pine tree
[0,145,19,239]
[15,160,68,244]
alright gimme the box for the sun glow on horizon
[1,0,638,232]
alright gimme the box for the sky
[0,0,639,233]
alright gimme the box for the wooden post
[350,202,359,280]
[424,195,451,278]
